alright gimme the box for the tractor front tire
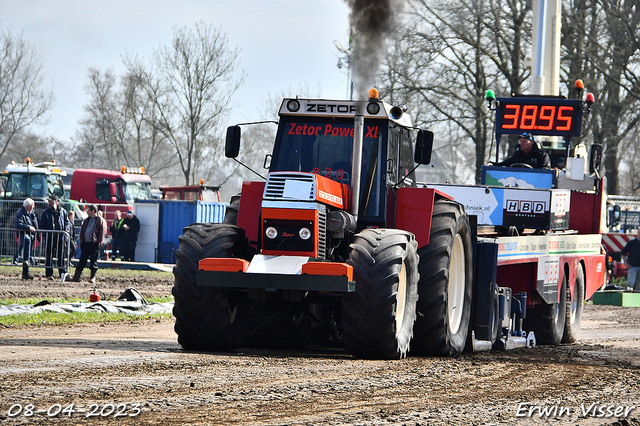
[342,229,419,359]
[412,200,473,357]
[172,223,250,351]
[562,265,584,343]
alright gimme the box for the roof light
[368,88,379,101]
[586,92,595,105]
[200,178,205,184]
[287,99,300,112]
[366,102,380,115]
[485,89,495,102]
[26,157,31,164]
[121,166,145,174]
[574,79,584,90]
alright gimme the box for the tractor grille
[318,208,327,260]
[264,173,315,201]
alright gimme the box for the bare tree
[0,27,54,162]
[213,85,319,200]
[383,0,514,183]
[77,68,120,169]
[3,131,57,163]
[119,64,176,178]
[562,0,640,194]
[152,22,245,185]
[75,66,179,181]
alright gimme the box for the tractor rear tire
[525,273,567,345]
[223,194,241,225]
[411,200,473,357]
[562,265,584,343]
[342,229,419,359]
[172,223,250,351]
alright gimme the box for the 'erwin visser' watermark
[516,402,636,419]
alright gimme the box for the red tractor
[172,89,605,359]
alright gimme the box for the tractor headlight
[299,227,311,240]
[265,226,278,239]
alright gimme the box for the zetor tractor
[172,89,474,359]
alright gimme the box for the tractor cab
[227,90,433,231]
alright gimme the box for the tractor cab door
[387,124,417,188]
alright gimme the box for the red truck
[70,167,153,207]
[70,167,153,257]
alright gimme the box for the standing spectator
[109,210,125,260]
[621,231,640,291]
[122,209,140,261]
[70,204,107,283]
[14,198,38,280]
[40,195,70,280]
[67,210,77,259]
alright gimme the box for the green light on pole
[485,89,495,102]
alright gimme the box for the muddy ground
[0,273,639,426]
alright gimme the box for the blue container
[136,200,227,263]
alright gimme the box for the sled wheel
[526,272,568,345]
[412,200,473,357]
[172,223,250,351]
[562,265,584,343]
[342,229,419,359]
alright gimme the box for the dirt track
[1,274,639,425]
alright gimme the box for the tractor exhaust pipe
[350,114,364,220]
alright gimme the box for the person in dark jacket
[70,204,107,283]
[67,210,77,258]
[122,210,140,262]
[40,195,70,280]
[109,210,125,260]
[14,198,38,280]
[621,231,640,291]
[488,133,551,168]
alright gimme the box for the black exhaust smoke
[345,0,405,100]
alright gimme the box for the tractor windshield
[271,117,385,217]
[4,173,47,199]
[122,181,152,202]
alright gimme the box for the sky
[3,0,353,143]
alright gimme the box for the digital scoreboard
[495,97,583,138]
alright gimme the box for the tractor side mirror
[225,125,241,158]
[589,143,603,174]
[414,129,434,165]
[109,182,118,203]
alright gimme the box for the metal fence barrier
[0,228,72,281]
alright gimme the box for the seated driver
[488,132,550,168]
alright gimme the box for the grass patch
[0,265,174,280]
[0,310,173,326]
